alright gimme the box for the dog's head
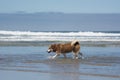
[47,44,56,53]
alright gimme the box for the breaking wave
[0,30,120,42]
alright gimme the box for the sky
[0,0,120,13]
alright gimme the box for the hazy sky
[0,0,120,13]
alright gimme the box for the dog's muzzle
[47,49,51,53]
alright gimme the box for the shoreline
[0,41,120,47]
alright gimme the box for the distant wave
[0,30,120,42]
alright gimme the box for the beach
[0,9,120,80]
[0,45,120,80]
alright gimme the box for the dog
[47,40,83,59]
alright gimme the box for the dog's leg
[79,52,84,59]
[63,54,67,58]
[51,54,58,59]
[73,53,79,59]
[52,54,57,59]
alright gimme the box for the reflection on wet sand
[0,57,120,80]
[47,59,80,80]
[0,46,120,80]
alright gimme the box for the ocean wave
[0,30,120,41]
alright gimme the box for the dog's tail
[71,40,80,46]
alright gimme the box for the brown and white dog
[47,40,83,59]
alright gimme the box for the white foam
[0,30,120,41]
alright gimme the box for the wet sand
[0,46,120,80]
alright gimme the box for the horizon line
[0,11,120,14]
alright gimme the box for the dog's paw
[48,56,55,59]
[48,56,52,59]
[80,56,84,59]
[75,57,79,59]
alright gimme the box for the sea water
[0,13,120,80]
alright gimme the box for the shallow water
[0,46,120,80]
